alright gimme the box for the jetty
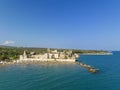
[77,61,99,73]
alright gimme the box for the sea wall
[56,59,75,62]
[19,58,76,62]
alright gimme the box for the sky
[0,0,120,50]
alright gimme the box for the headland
[0,46,112,72]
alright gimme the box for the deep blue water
[0,51,120,90]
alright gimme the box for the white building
[51,50,57,53]
[54,54,59,59]
[48,53,52,59]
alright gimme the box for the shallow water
[0,51,120,90]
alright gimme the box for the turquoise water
[0,52,120,90]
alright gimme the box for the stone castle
[20,49,79,62]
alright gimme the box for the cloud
[2,40,15,45]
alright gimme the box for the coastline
[80,52,113,55]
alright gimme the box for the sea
[0,51,120,90]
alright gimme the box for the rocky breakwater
[77,61,99,73]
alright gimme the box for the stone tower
[23,51,27,59]
[47,48,51,53]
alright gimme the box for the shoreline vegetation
[0,45,112,64]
